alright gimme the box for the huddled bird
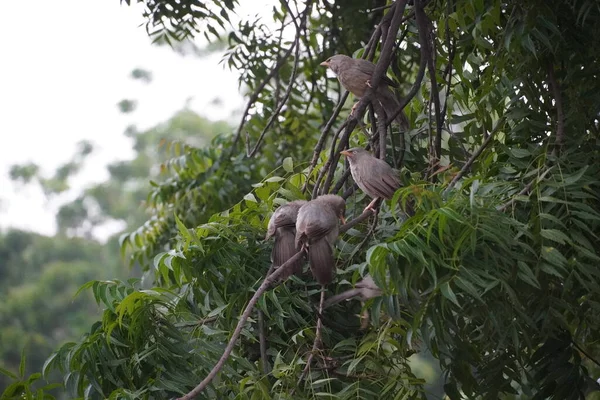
[265,200,307,280]
[295,195,346,285]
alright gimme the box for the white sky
[0,0,264,237]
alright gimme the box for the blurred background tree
[0,60,233,397]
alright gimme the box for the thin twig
[497,167,554,213]
[246,3,311,157]
[303,97,349,193]
[443,118,505,195]
[257,309,270,374]
[385,17,428,126]
[246,35,301,157]
[340,208,377,234]
[374,102,388,159]
[312,122,347,198]
[230,45,296,156]
[178,249,306,399]
[547,63,565,152]
[572,340,600,368]
[416,0,443,164]
[297,288,327,385]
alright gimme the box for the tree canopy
[5,0,600,399]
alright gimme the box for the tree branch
[415,0,442,164]
[497,167,554,213]
[547,63,565,152]
[178,249,306,399]
[230,45,296,156]
[443,118,505,195]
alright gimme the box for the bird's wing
[362,171,400,199]
[304,219,335,241]
[273,211,294,228]
[353,59,398,87]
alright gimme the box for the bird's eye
[352,150,357,154]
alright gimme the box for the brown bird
[323,275,382,309]
[320,54,408,129]
[295,195,346,285]
[340,147,401,212]
[266,200,307,280]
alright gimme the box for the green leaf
[282,157,294,173]
[541,229,571,245]
[440,281,460,307]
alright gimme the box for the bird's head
[340,147,371,164]
[315,194,346,224]
[320,54,351,75]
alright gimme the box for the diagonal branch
[246,3,312,157]
[497,167,554,213]
[246,34,302,157]
[230,44,296,156]
[443,118,505,195]
[178,249,306,399]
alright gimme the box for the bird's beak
[340,215,346,224]
[320,61,329,67]
[340,150,351,157]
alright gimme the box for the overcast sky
[0,0,256,236]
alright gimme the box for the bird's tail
[308,239,335,285]
[323,288,362,309]
[272,229,304,279]
[378,88,409,130]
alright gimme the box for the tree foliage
[17,0,600,398]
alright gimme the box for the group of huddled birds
[265,54,406,307]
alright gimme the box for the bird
[323,275,382,309]
[320,54,409,129]
[340,147,402,212]
[265,200,307,280]
[295,195,346,285]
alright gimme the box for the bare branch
[297,288,326,385]
[415,0,443,164]
[230,44,295,156]
[257,309,269,374]
[246,35,301,157]
[178,249,306,399]
[303,95,349,193]
[497,167,554,213]
[547,63,565,152]
[443,118,505,195]
[374,102,388,159]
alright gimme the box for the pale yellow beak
[340,150,351,157]
[320,61,330,67]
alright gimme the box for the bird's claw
[362,198,379,214]
[366,79,373,88]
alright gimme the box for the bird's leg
[363,197,380,213]
[351,102,359,116]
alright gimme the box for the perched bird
[295,195,346,285]
[265,200,307,280]
[340,147,401,212]
[320,54,408,129]
[323,275,382,309]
